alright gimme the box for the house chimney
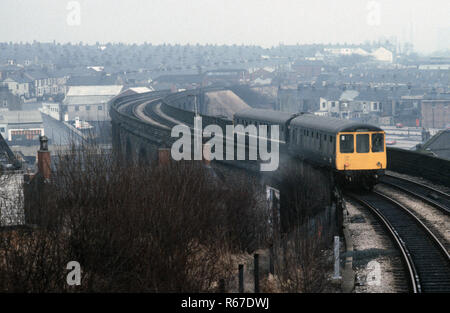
[37,135,51,179]
[158,148,170,166]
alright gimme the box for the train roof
[290,114,383,133]
[234,108,297,125]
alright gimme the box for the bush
[0,143,268,292]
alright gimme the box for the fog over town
[0,0,449,297]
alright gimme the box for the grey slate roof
[67,75,118,86]
[3,73,32,84]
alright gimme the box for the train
[234,108,387,189]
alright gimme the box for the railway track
[347,191,450,293]
[379,174,450,215]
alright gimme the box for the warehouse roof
[64,95,114,106]
[66,85,123,97]
[0,110,43,124]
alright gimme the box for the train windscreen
[340,134,354,153]
[356,134,370,153]
[372,133,384,152]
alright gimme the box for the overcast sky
[1,0,449,53]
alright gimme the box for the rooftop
[66,85,123,97]
[0,110,43,124]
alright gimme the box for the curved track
[115,91,187,131]
[348,191,450,293]
[380,174,450,215]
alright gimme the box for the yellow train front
[288,114,386,189]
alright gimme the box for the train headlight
[377,162,382,168]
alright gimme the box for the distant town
[1,0,450,296]
[0,40,449,168]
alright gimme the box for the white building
[40,102,61,120]
[371,47,393,63]
[418,64,450,70]
[319,90,382,119]
[63,85,124,122]
[0,110,44,143]
[1,75,31,98]
[324,47,369,56]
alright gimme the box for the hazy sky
[1,0,449,53]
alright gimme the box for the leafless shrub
[0,227,69,292]
[0,141,268,292]
[271,160,334,293]
[275,226,331,293]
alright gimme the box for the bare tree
[0,142,268,292]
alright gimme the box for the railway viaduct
[110,88,450,187]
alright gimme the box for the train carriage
[288,114,386,188]
[233,108,386,189]
[233,109,298,143]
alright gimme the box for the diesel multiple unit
[234,108,386,188]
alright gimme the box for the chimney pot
[39,135,48,151]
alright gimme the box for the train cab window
[372,133,384,152]
[340,134,354,153]
[356,134,370,153]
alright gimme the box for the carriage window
[372,133,384,152]
[356,134,370,153]
[340,134,354,153]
